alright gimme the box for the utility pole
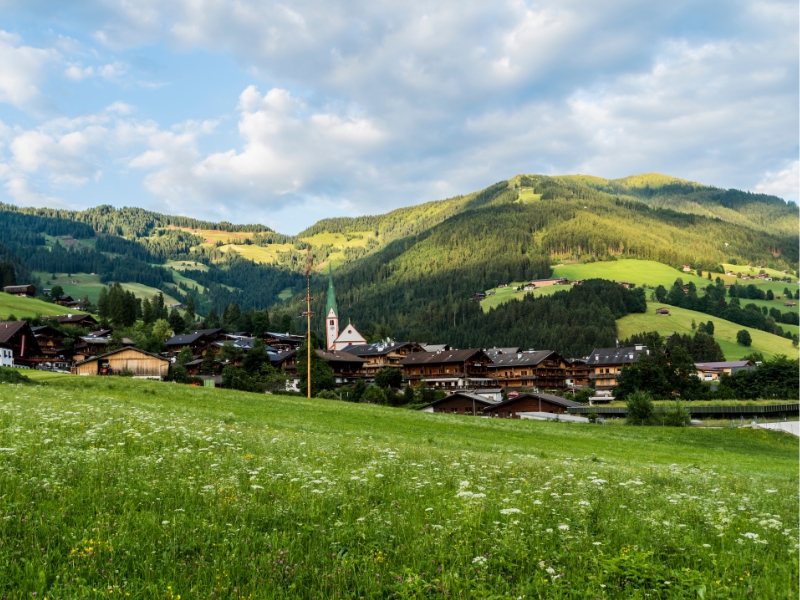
[302,247,314,398]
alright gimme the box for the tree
[184,295,196,328]
[361,385,387,404]
[218,341,242,364]
[97,287,109,319]
[654,285,668,303]
[151,319,173,346]
[175,346,194,366]
[50,284,64,301]
[141,298,155,324]
[222,303,241,332]
[736,329,752,347]
[201,346,218,375]
[403,384,415,405]
[205,307,220,329]
[626,391,654,425]
[278,314,295,334]
[375,367,402,389]
[705,320,714,336]
[417,380,436,404]
[242,338,269,374]
[251,310,270,336]
[168,308,186,335]
[766,289,774,301]
[297,332,335,396]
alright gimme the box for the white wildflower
[558,524,569,531]
[472,556,487,566]
[500,508,522,515]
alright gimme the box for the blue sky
[0,0,796,234]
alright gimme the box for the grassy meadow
[0,293,77,319]
[617,303,797,360]
[0,372,797,598]
[34,273,180,306]
[480,284,571,311]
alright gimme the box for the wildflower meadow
[0,372,797,598]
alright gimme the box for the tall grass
[0,375,797,598]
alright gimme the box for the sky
[0,0,796,235]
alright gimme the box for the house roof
[399,349,490,366]
[417,391,501,411]
[485,347,521,357]
[587,347,646,366]
[31,325,63,336]
[45,313,98,324]
[165,332,208,346]
[3,285,34,293]
[73,346,169,367]
[316,349,367,363]
[420,344,450,353]
[485,350,561,368]
[695,361,754,370]
[269,349,297,363]
[0,321,28,344]
[341,341,419,356]
[483,392,582,412]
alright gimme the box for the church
[325,267,367,351]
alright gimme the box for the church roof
[326,265,338,317]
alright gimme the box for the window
[329,320,334,326]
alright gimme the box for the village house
[30,325,72,371]
[417,391,501,415]
[655,307,670,315]
[165,328,224,355]
[399,348,493,390]
[484,349,569,390]
[481,392,582,418]
[262,332,304,351]
[72,330,136,362]
[284,349,366,385]
[421,344,450,353]
[342,341,425,377]
[528,277,568,287]
[694,360,756,381]
[565,358,591,389]
[0,321,42,368]
[682,265,692,272]
[45,313,99,328]
[72,347,169,379]
[587,346,648,394]
[3,284,35,297]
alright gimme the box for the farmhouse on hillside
[587,346,648,394]
[484,349,569,390]
[3,284,35,297]
[481,392,582,418]
[417,391,501,415]
[45,313,99,328]
[399,348,493,390]
[72,347,170,379]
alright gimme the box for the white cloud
[754,161,799,200]
[0,31,57,113]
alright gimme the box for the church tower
[325,265,339,351]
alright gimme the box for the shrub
[316,389,339,400]
[626,391,654,425]
[736,329,752,347]
[0,367,32,384]
[118,369,134,377]
[655,401,691,427]
[361,385,388,405]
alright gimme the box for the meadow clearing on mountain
[0,373,797,598]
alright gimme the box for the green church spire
[326,265,338,317]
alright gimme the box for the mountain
[0,173,795,355]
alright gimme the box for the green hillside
[0,293,83,319]
[33,272,181,306]
[617,302,796,360]
[1,372,796,597]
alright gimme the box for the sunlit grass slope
[617,302,797,360]
[0,373,796,598]
[0,293,77,319]
[33,272,180,305]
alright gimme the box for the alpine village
[0,175,796,424]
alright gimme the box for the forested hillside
[0,172,795,353]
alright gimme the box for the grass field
[516,188,542,203]
[34,272,180,306]
[164,260,209,272]
[617,303,797,360]
[552,260,715,289]
[219,243,297,264]
[0,293,78,319]
[480,284,571,311]
[0,372,796,598]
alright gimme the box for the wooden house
[29,325,72,370]
[0,321,42,367]
[262,332,305,351]
[484,349,568,390]
[72,347,169,379]
[694,360,755,381]
[45,313,99,328]
[3,284,35,297]
[165,329,223,354]
[655,307,670,315]
[399,349,493,390]
[316,349,366,384]
[565,358,591,389]
[341,341,424,376]
[587,346,648,393]
[481,392,582,418]
[417,392,500,415]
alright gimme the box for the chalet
[165,329,223,354]
[30,325,71,371]
[269,348,297,371]
[421,344,450,353]
[587,346,648,393]
[72,347,170,379]
[655,307,670,315]
[569,280,585,285]
[73,333,135,361]
[3,284,35,297]
[527,278,568,287]
[262,332,305,351]
[523,284,536,291]
[725,271,735,276]
[53,295,77,307]
[784,302,796,308]
[565,358,591,389]
[0,321,42,368]
[417,392,501,415]
[399,349,493,390]
[341,341,424,376]
[471,292,486,301]
[45,313,99,328]
[682,265,691,272]
[497,283,508,288]
[284,349,365,385]
[484,350,568,390]
[481,392,583,418]
[616,281,635,289]
[694,360,756,381]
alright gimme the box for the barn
[72,347,170,379]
